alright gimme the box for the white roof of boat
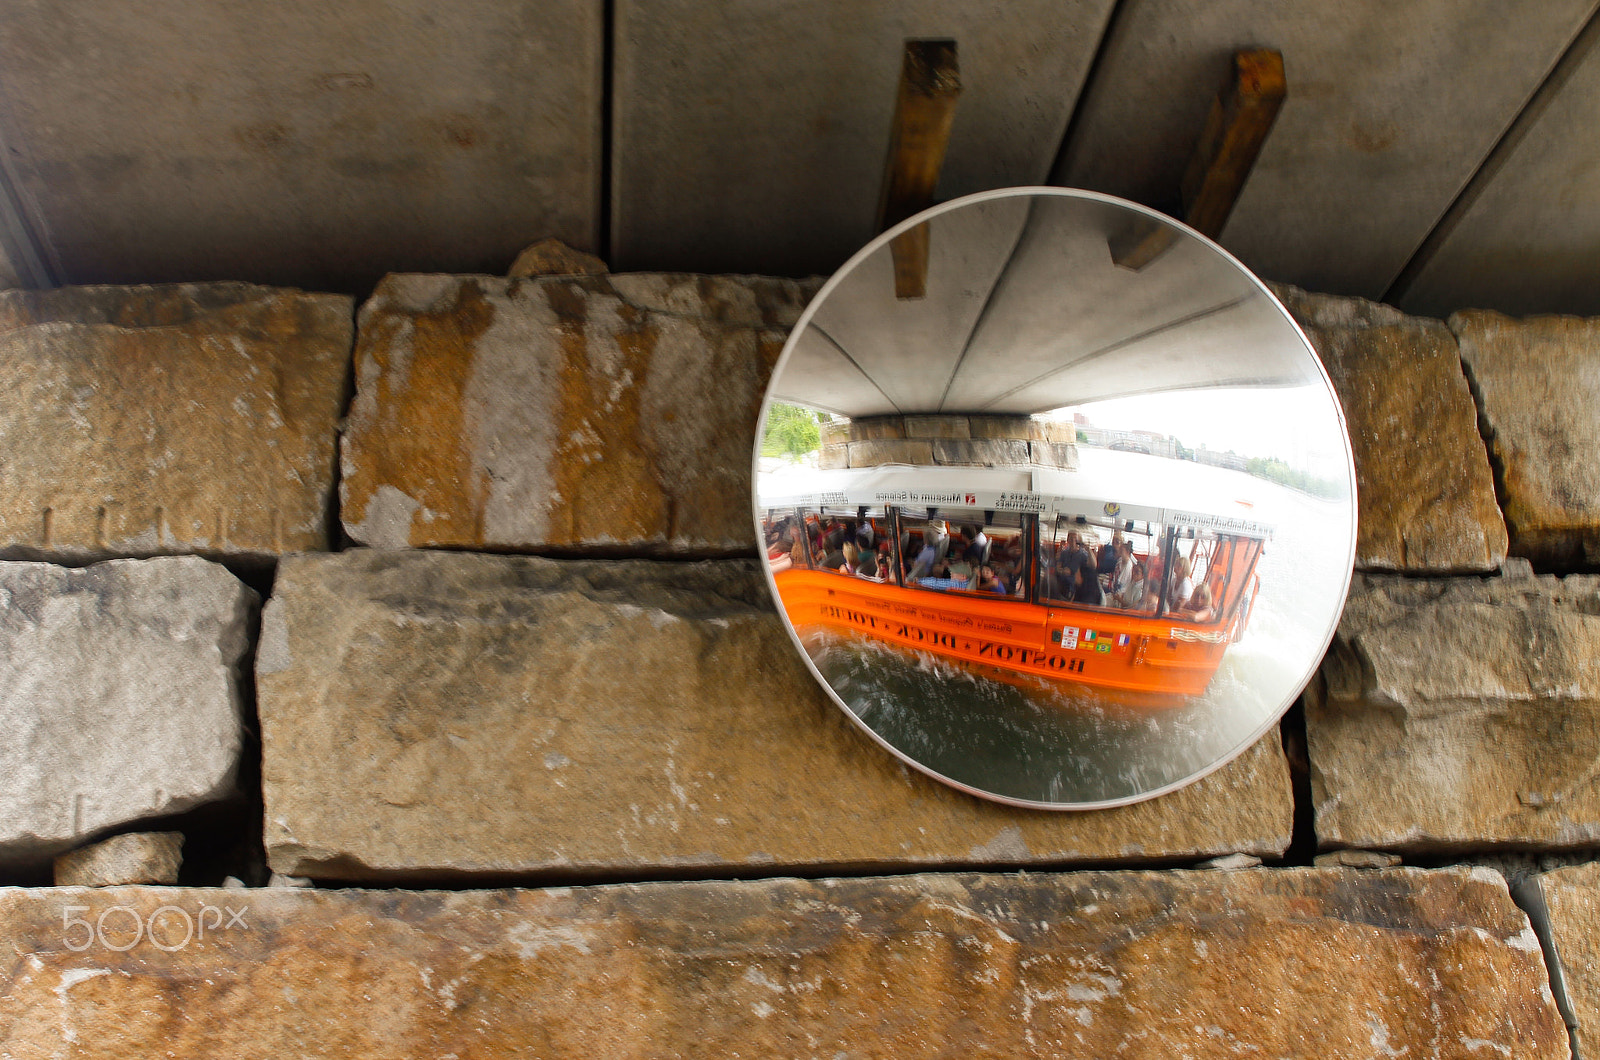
[758,449,1276,538]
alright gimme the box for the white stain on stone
[56,967,111,1045]
[743,966,785,994]
[349,484,421,549]
[506,922,595,959]
[1504,925,1541,952]
[1365,1014,1406,1057]
[969,825,1030,861]
[256,606,292,674]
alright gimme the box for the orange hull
[774,569,1235,705]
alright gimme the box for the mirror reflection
[755,188,1355,808]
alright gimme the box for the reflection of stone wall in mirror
[755,188,1356,810]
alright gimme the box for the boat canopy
[759,461,1274,540]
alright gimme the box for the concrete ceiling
[0,1,1596,318]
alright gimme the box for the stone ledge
[258,550,1292,882]
[0,868,1564,1058]
[1308,571,1600,852]
[0,283,352,562]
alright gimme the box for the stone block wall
[2,267,1599,1057]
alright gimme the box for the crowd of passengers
[764,515,1217,621]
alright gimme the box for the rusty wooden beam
[1180,48,1286,239]
[876,39,961,299]
[1112,49,1285,271]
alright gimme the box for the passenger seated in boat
[907,538,940,582]
[1072,563,1104,606]
[855,553,882,582]
[961,563,1002,595]
[1109,539,1135,603]
[1177,583,1216,623]
[841,541,860,574]
[1168,557,1195,611]
[960,525,991,566]
[1117,561,1147,610]
[1097,531,1122,578]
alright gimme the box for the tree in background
[762,402,822,458]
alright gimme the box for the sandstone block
[845,438,934,467]
[0,284,352,562]
[969,415,1042,440]
[1273,285,1506,572]
[53,832,183,887]
[1537,862,1600,1055]
[930,438,1031,467]
[1308,573,1600,852]
[0,869,1564,1057]
[507,238,609,278]
[258,550,1291,883]
[1452,309,1600,567]
[817,443,848,470]
[818,419,850,446]
[846,416,906,440]
[0,558,255,870]
[340,273,816,555]
[902,414,971,439]
[1029,440,1079,469]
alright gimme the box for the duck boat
[760,462,1273,705]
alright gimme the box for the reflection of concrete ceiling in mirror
[772,192,1314,418]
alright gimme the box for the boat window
[1157,528,1264,625]
[893,507,1026,599]
[1038,513,1157,614]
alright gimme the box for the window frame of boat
[1037,512,1164,617]
[883,505,1031,600]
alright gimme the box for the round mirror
[753,187,1356,809]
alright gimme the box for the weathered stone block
[0,869,1564,1057]
[1274,285,1506,572]
[258,550,1292,882]
[903,414,971,439]
[968,414,1041,440]
[1537,862,1600,1056]
[1029,441,1079,469]
[845,438,933,467]
[1452,309,1600,567]
[0,558,255,871]
[507,238,609,278]
[53,832,183,887]
[1308,572,1600,852]
[817,443,849,470]
[341,273,816,555]
[846,415,906,440]
[0,284,352,562]
[931,438,1031,466]
[818,419,850,446]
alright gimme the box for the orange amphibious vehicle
[761,465,1271,705]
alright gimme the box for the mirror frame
[753,186,1357,810]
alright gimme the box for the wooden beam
[1180,48,1286,240]
[1111,49,1285,271]
[876,39,961,299]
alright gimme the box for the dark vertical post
[876,39,962,299]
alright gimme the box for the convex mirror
[754,187,1356,809]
